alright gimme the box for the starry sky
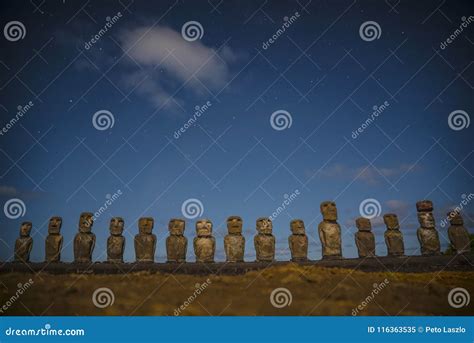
[0,0,473,262]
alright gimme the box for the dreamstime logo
[262,12,301,50]
[448,110,470,131]
[440,193,474,228]
[4,198,26,219]
[174,279,212,316]
[89,190,123,224]
[174,101,212,139]
[4,21,26,42]
[92,287,115,308]
[181,21,204,42]
[359,21,381,42]
[92,110,115,131]
[352,101,389,139]
[0,279,34,314]
[359,198,381,219]
[0,101,34,136]
[270,110,292,131]
[268,189,300,221]
[270,287,292,308]
[181,198,204,219]
[84,12,123,50]
[352,279,390,315]
[440,16,474,50]
[448,287,470,308]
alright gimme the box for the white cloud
[119,26,236,108]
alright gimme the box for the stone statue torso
[134,234,156,262]
[318,222,341,258]
[166,235,187,262]
[417,228,440,255]
[74,232,95,263]
[107,236,125,262]
[45,235,63,262]
[194,236,215,262]
[254,234,275,262]
[224,234,245,262]
[448,225,470,254]
[15,237,33,262]
[355,231,375,258]
[289,234,308,261]
[384,230,404,256]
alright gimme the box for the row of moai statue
[13,200,471,263]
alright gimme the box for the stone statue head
[138,217,154,235]
[356,217,372,231]
[447,211,464,226]
[169,218,185,235]
[48,216,62,234]
[383,213,399,230]
[416,200,433,212]
[79,212,94,233]
[227,216,243,234]
[417,212,435,229]
[20,221,32,237]
[256,217,272,235]
[320,201,337,221]
[109,217,124,236]
[196,219,213,237]
[290,219,305,235]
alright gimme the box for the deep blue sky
[0,0,473,262]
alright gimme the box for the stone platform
[1,254,473,275]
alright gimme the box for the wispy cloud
[119,26,237,108]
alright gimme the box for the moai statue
[416,200,441,256]
[383,213,404,257]
[74,212,96,263]
[134,217,156,263]
[224,216,245,262]
[288,219,308,262]
[14,222,33,262]
[107,217,125,263]
[166,218,187,263]
[318,201,342,259]
[45,216,63,262]
[193,219,216,263]
[447,211,470,254]
[354,217,375,258]
[254,218,275,262]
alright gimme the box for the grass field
[1,264,473,316]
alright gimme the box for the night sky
[0,0,473,262]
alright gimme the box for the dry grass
[1,264,473,316]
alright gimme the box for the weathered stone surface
[416,200,440,256]
[193,219,215,263]
[74,212,96,263]
[254,218,275,262]
[45,216,63,262]
[318,201,342,259]
[107,217,125,263]
[447,212,470,254]
[14,222,33,262]
[224,216,245,262]
[288,219,308,262]
[134,217,156,263]
[383,213,404,256]
[355,217,375,258]
[166,218,187,263]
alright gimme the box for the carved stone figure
[134,217,156,263]
[355,217,375,258]
[318,201,342,259]
[288,219,308,262]
[416,200,441,256]
[166,218,187,263]
[45,216,63,262]
[254,218,275,262]
[447,212,470,254]
[193,219,215,263]
[107,217,125,263]
[383,213,404,256]
[74,212,96,263]
[224,216,245,262]
[14,222,33,262]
